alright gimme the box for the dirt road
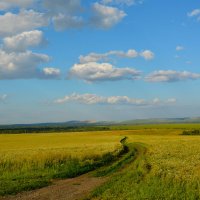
[0,174,107,200]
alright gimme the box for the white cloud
[79,49,154,63]
[79,49,138,63]
[176,45,184,51]
[52,14,84,31]
[0,49,61,79]
[91,3,126,28]
[140,50,154,60]
[0,0,34,10]
[146,70,200,82]
[43,0,85,31]
[0,0,131,36]
[3,30,45,52]
[188,9,200,17]
[54,93,146,105]
[152,97,177,105]
[68,62,141,82]
[43,1,127,30]
[54,93,176,106]
[43,0,82,15]
[42,67,61,78]
[109,49,138,58]
[101,0,140,6]
[0,10,49,37]
[79,53,110,64]
[188,9,200,21]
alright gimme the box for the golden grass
[1,126,200,197]
[0,132,122,158]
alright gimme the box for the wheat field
[1,126,200,199]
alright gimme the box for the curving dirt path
[0,174,107,200]
[0,143,143,200]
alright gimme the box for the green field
[1,124,200,199]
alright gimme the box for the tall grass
[1,126,200,199]
[91,135,200,199]
[0,133,123,195]
[0,145,125,195]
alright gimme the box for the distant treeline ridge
[0,126,110,134]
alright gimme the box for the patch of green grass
[0,141,125,196]
[91,142,200,200]
[94,143,137,177]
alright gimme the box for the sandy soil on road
[0,174,107,200]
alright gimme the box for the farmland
[1,124,200,199]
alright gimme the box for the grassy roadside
[90,142,200,200]
[0,139,126,196]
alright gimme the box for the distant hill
[0,120,115,129]
[120,117,200,125]
[0,117,200,130]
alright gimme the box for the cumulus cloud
[79,49,138,63]
[79,49,154,63]
[55,93,146,105]
[42,0,129,30]
[188,9,200,17]
[0,49,61,79]
[0,10,49,37]
[43,0,82,15]
[52,14,84,31]
[42,67,61,79]
[101,0,140,6]
[140,50,154,60]
[176,45,184,51]
[68,62,141,82]
[146,70,200,82]
[43,0,85,30]
[91,3,126,28]
[0,0,34,10]
[0,0,134,80]
[188,9,200,21]
[0,0,133,36]
[54,93,176,106]
[3,30,45,52]
[0,10,58,80]
[152,98,177,105]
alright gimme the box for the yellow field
[91,130,200,199]
[1,129,199,177]
[0,132,122,159]
[1,127,200,198]
[129,135,200,181]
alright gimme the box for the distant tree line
[0,126,111,134]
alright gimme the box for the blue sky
[0,0,200,124]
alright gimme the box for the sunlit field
[0,132,122,195]
[91,128,200,199]
[1,125,200,199]
[0,132,122,157]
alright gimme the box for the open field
[91,127,200,199]
[1,124,200,199]
[92,135,200,199]
[2,123,200,134]
[0,132,123,195]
